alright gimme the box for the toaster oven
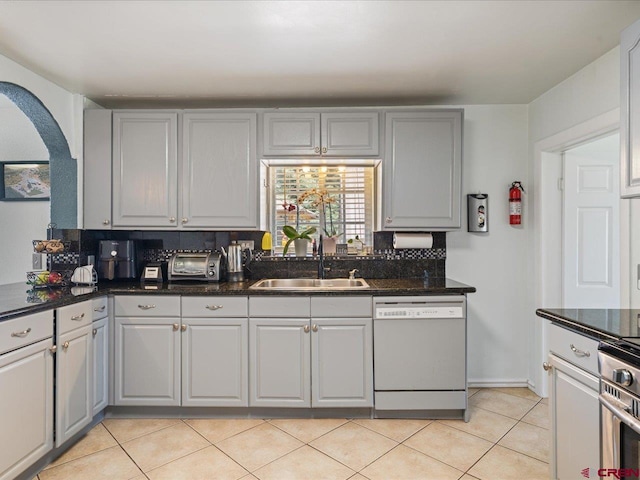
[168,253,222,282]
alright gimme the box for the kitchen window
[269,165,376,253]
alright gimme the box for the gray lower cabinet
[548,324,599,480]
[114,293,181,406]
[181,296,249,406]
[92,316,108,415]
[56,302,93,447]
[249,296,373,408]
[383,110,462,230]
[0,310,54,480]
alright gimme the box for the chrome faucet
[317,235,330,279]
[349,269,359,280]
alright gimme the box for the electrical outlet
[239,240,254,250]
[32,253,43,270]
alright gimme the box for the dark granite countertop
[0,278,475,322]
[536,308,640,341]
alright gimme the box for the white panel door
[563,137,620,308]
[92,317,108,415]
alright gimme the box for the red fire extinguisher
[509,181,525,225]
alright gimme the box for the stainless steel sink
[249,278,370,290]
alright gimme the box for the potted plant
[298,188,340,254]
[282,225,316,256]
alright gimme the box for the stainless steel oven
[599,341,640,471]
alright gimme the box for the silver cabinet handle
[312,324,318,332]
[138,304,156,310]
[103,219,110,225]
[321,147,327,154]
[172,323,179,331]
[205,305,223,311]
[92,329,97,337]
[49,345,57,354]
[11,327,31,338]
[169,217,176,223]
[62,341,70,351]
[385,216,392,224]
[182,218,188,224]
[94,305,106,312]
[71,313,85,321]
[570,344,590,357]
[303,324,310,333]
[542,362,551,371]
[181,324,187,332]
[314,147,320,154]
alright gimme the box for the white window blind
[270,166,375,252]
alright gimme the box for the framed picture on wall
[0,162,50,201]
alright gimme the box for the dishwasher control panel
[375,305,463,319]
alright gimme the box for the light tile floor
[34,388,549,480]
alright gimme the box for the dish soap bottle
[261,231,272,255]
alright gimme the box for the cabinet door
[263,113,321,156]
[56,325,92,447]
[182,113,257,228]
[114,317,180,406]
[249,318,310,407]
[0,339,53,480]
[621,18,640,197]
[112,112,178,227]
[84,109,113,229]
[182,318,248,406]
[549,353,599,480]
[312,318,373,408]
[322,112,379,156]
[383,111,462,230]
[92,317,108,415]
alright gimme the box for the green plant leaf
[298,226,316,239]
[282,238,295,256]
[282,225,298,239]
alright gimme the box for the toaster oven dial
[209,270,215,277]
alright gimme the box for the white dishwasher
[373,295,468,420]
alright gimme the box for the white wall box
[0,311,54,480]
[112,112,179,227]
[621,18,640,197]
[263,112,379,156]
[383,110,462,230]
[547,324,599,480]
[55,301,93,447]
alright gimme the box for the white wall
[0,53,78,285]
[447,105,529,386]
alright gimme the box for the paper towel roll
[393,233,433,249]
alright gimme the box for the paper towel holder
[467,194,488,233]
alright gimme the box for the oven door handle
[600,393,640,435]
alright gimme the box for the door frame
[532,108,624,398]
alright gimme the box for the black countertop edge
[536,308,627,342]
[0,278,475,323]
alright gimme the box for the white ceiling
[0,0,639,108]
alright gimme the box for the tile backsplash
[53,229,446,280]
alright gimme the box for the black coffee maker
[97,240,137,280]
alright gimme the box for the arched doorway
[0,82,76,228]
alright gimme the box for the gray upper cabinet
[84,109,113,229]
[263,112,379,156]
[182,113,258,228]
[112,112,178,227]
[621,18,640,197]
[383,110,462,230]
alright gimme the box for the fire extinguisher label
[509,202,522,215]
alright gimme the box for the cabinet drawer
[249,296,310,317]
[311,296,372,317]
[548,323,599,376]
[92,296,108,321]
[182,296,248,318]
[58,301,92,334]
[114,295,180,317]
[0,310,53,355]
